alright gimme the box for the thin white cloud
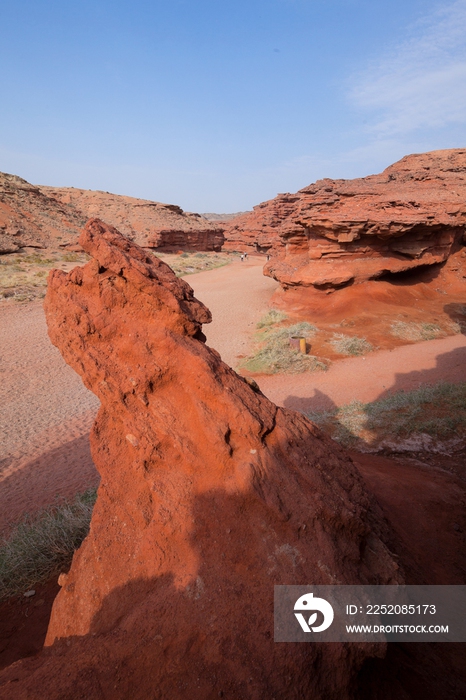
[350,0,466,137]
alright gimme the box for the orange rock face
[40,186,225,251]
[224,149,466,291]
[2,220,401,698]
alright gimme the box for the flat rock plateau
[224,148,466,293]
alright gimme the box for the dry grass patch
[0,489,96,601]
[241,315,327,374]
[329,333,373,356]
[0,251,89,302]
[154,251,231,276]
[306,382,466,448]
[389,319,462,342]
[256,309,288,328]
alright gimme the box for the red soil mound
[0,219,401,699]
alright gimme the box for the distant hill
[0,173,224,253]
[201,211,251,222]
[0,173,86,253]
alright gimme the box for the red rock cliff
[225,149,466,291]
[40,186,225,251]
[0,173,224,254]
[2,220,402,699]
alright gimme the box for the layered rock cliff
[40,186,225,251]
[0,172,224,253]
[224,149,466,291]
[0,219,402,699]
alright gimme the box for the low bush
[390,321,443,341]
[256,310,288,328]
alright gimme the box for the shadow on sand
[0,434,98,534]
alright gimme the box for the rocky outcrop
[224,149,466,290]
[0,219,401,698]
[40,186,225,251]
[0,172,224,254]
[0,173,86,250]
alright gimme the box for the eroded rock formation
[224,149,466,292]
[0,220,402,699]
[0,172,224,254]
[39,186,225,251]
[0,173,86,250]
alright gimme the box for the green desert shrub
[0,488,97,601]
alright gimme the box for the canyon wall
[0,172,224,253]
[0,173,86,251]
[40,186,225,251]
[224,149,466,292]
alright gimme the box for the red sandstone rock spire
[4,219,401,698]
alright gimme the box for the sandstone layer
[0,220,401,699]
[40,186,225,251]
[224,149,466,292]
[0,173,86,251]
[0,172,224,254]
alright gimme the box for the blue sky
[1,0,465,211]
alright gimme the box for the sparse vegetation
[306,382,466,448]
[62,252,81,263]
[390,320,444,341]
[0,250,89,303]
[256,309,288,328]
[154,251,231,276]
[0,489,97,601]
[330,333,373,356]
[241,320,327,374]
